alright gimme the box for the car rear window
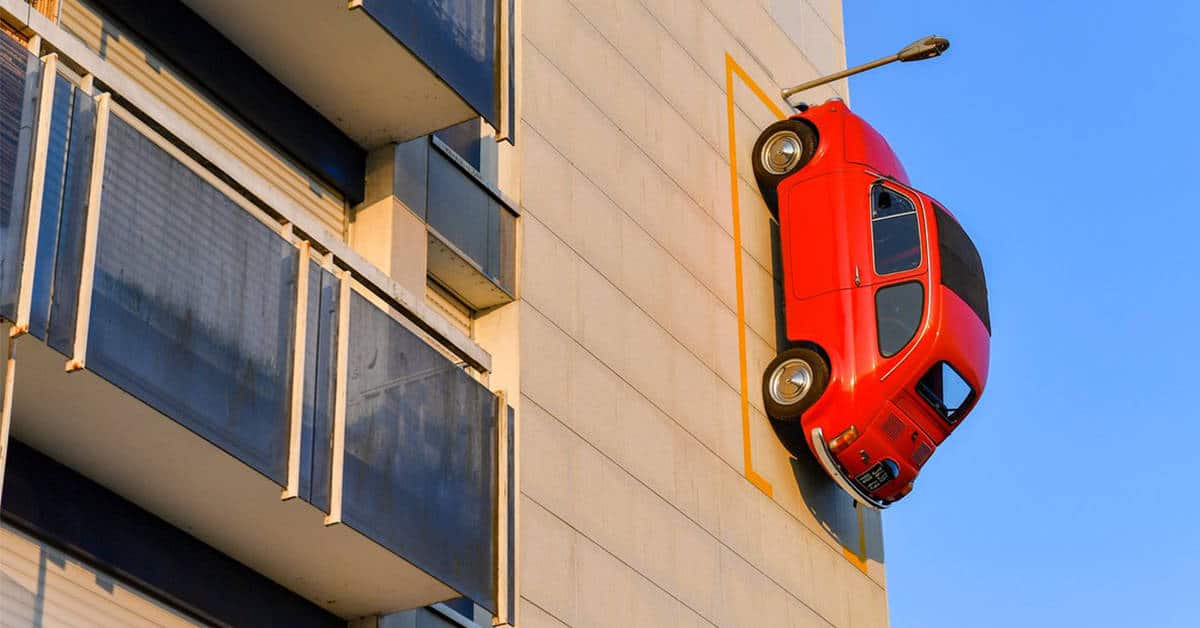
[917,362,975,423]
[933,203,991,333]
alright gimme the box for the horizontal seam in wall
[520,200,776,415]
[519,333,886,599]
[694,0,844,88]
[522,39,778,277]
[521,491,835,628]
[520,116,780,360]
[560,0,834,182]
[518,596,571,627]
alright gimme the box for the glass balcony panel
[359,0,498,126]
[428,148,491,272]
[29,75,75,341]
[343,291,498,610]
[425,143,516,306]
[86,114,297,484]
[46,89,95,355]
[300,262,338,512]
[0,37,40,320]
[505,405,516,617]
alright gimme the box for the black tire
[751,119,818,216]
[762,347,829,420]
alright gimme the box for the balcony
[390,134,518,311]
[175,0,513,145]
[0,36,515,621]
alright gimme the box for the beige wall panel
[519,130,575,235]
[520,399,579,522]
[571,529,635,628]
[566,335,626,461]
[523,216,581,336]
[521,495,579,624]
[519,301,574,422]
[574,260,626,375]
[519,599,571,628]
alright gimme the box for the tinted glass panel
[871,185,921,275]
[343,292,498,610]
[46,90,96,355]
[28,75,74,340]
[934,203,991,333]
[917,362,974,423]
[875,282,923,357]
[87,115,297,484]
[0,37,39,320]
[426,146,516,294]
[299,263,338,512]
[359,0,499,126]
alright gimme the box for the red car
[751,99,990,508]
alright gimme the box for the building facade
[0,0,886,626]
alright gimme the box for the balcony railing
[394,134,518,311]
[0,35,516,622]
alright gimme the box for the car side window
[875,281,923,357]
[871,184,922,275]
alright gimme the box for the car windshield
[933,203,990,333]
[917,362,974,423]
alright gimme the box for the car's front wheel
[762,347,829,420]
[751,119,817,215]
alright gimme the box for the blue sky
[844,2,1200,627]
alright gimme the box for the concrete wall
[516,0,889,626]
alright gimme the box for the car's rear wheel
[752,119,818,215]
[762,347,829,420]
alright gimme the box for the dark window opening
[871,184,921,275]
[933,203,990,333]
[917,362,974,423]
[875,281,923,357]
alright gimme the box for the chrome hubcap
[761,130,803,175]
[768,358,813,406]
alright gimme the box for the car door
[781,171,860,301]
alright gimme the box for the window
[917,362,974,423]
[871,184,921,275]
[875,281,924,357]
[933,203,991,333]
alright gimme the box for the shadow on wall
[766,219,885,566]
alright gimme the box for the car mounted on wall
[751,99,991,509]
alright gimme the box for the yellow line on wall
[724,53,779,498]
[724,54,870,575]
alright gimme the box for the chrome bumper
[810,427,890,510]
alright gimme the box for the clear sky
[843,2,1200,627]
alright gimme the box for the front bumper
[810,427,890,510]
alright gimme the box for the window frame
[869,181,924,277]
[874,280,925,358]
[916,361,977,424]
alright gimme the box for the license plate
[855,461,895,493]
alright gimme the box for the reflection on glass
[87,115,297,483]
[343,291,498,610]
[871,184,921,275]
[0,36,38,319]
[875,281,923,357]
